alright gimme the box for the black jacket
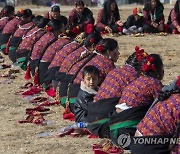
[124,15,144,29]
[74,82,97,122]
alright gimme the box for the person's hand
[158,24,164,31]
[105,26,112,33]
[151,22,158,28]
[116,108,122,113]
[116,20,123,26]
[177,26,180,33]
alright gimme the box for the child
[123,8,144,35]
[74,65,100,123]
[56,65,100,137]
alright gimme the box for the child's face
[83,73,99,90]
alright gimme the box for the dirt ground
[0,4,180,154]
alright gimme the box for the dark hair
[16,9,32,18]
[75,0,85,7]
[144,0,164,11]
[96,38,118,54]
[158,88,180,101]
[141,54,163,79]
[102,0,120,24]
[51,5,60,13]
[32,15,43,25]
[174,0,180,21]
[37,17,50,28]
[57,15,68,26]
[0,5,14,18]
[82,65,100,79]
[83,32,102,47]
[47,19,64,31]
[125,53,142,73]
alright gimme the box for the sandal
[21,86,42,96]
[30,96,48,104]
[19,82,33,89]
[70,128,90,137]
[26,106,50,114]
[55,127,74,137]
[18,113,45,125]
[1,64,11,69]
[38,101,59,107]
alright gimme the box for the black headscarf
[102,0,120,24]
[174,0,180,21]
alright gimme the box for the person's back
[116,54,164,112]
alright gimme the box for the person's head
[83,32,102,51]
[158,75,180,101]
[95,38,119,62]
[151,0,156,9]
[144,0,164,11]
[0,5,14,18]
[174,0,180,14]
[46,18,65,36]
[37,17,50,28]
[125,46,148,75]
[75,1,85,14]
[133,8,144,20]
[17,9,33,23]
[32,15,43,26]
[103,0,120,23]
[141,54,164,80]
[82,65,100,89]
[51,4,60,19]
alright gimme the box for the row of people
[0,3,179,154]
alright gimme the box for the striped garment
[171,9,180,29]
[13,22,34,37]
[94,65,138,101]
[137,94,180,154]
[41,38,70,62]
[48,41,80,69]
[137,94,180,135]
[0,17,9,30]
[119,75,162,107]
[30,32,55,60]
[59,46,89,73]
[18,27,45,52]
[2,16,22,34]
[68,54,116,85]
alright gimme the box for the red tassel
[63,108,75,121]
[34,70,39,85]
[24,65,31,80]
[5,40,10,55]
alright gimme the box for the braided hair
[126,46,148,76]
[158,76,180,101]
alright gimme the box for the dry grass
[0,5,180,154]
